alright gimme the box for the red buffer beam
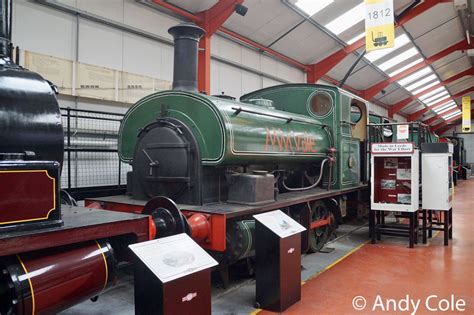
[362,40,472,100]
[388,67,473,117]
[409,86,474,121]
[306,0,453,83]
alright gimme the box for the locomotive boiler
[89,22,368,261]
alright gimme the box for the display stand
[253,210,306,312]
[129,233,218,315]
[422,143,454,246]
[369,143,424,248]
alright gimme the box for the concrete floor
[260,178,474,315]
[62,221,369,314]
[62,179,473,314]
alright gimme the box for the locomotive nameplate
[0,170,56,225]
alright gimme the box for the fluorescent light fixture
[422,91,449,104]
[418,87,446,101]
[397,67,432,86]
[443,111,461,120]
[433,101,456,112]
[411,79,440,95]
[365,34,411,62]
[325,2,365,35]
[388,58,424,77]
[347,32,364,45]
[425,94,450,106]
[436,105,457,115]
[378,48,419,71]
[295,0,334,16]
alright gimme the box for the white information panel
[129,233,218,283]
[371,142,414,154]
[253,210,306,238]
[397,124,409,140]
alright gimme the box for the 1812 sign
[365,0,395,52]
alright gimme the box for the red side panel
[0,170,56,225]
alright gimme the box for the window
[397,67,432,86]
[425,94,450,107]
[443,111,461,120]
[377,48,419,71]
[309,92,333,116]
[295,0,333,16]
[347,32,364,45]
[409,77,439,94]
[325,2,365,35]
[418,87,447,101]
[350,104,362,123]
[388,58,424,77]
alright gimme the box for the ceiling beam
[218,27,310,71]
[305,0,453,83]
[361,39,472,100]
[432,115,461,131]
[196,0,243,35]
[195,0,244,94]
[408,86,474,121]
[152,0,243,94]
[387,67,473,117]
[436,109,474,134]
[151,0,203,23]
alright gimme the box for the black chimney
[0,0,12,59]
[168,22,205,93]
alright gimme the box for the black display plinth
[254,210,305,312]
[129,234,217,315]
[134,258,211,315]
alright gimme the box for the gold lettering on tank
[264,128,317,153]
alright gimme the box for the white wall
[12,0,305,112]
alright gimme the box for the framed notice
[384,158,398,169]
[129,233,218,283]
[380,179,396,190]
[397,124,409,140]
[396,168,411,180]
[397,194,411,204]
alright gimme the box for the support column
[198,35,211,94]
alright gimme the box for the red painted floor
[261,179,474,315]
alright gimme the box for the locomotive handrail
[230,106,327,127]
[368,122,428,127]
[340,120,356,126]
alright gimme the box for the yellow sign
[365,0,395,52]
[462,96,471,132]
